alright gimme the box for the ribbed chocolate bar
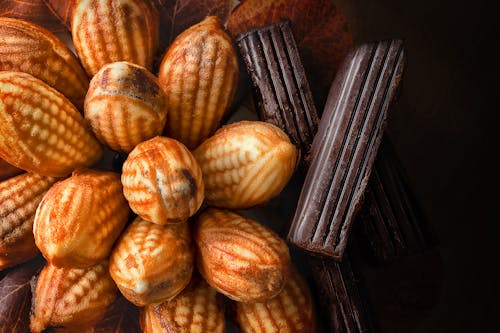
[309,255,376,333]
[357,139,432,263]
[236,24,426,262]
[236,20,319,161]
[287,40,405,259]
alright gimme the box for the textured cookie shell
[122,136,204,224]
[34,169,129,268]
[193,121,297,209]
[30,260,117,332]
[85,61,168,152]
[158,16,239,149]
[193,208,291,302]
[0,173,58,270]
[0,17,89,110]
[72,0,159,76]
[0,72,103,177]
[109,217,194,306]
[141,276,224,333]
[235,268,315,332]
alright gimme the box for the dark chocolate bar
[236,20,319,161]
[236,24,419,262]
[308,254,376,333]
[287,40,405,260]
[356,138,432,263]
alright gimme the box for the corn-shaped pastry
[0,17,89,110]
[109,217,194,306]
[30,260,117,332]
[72,0,159,76]
[235,268,315,333]
[193,121,297,209]
[0,173,58,270]
[85,61,168,152]
[141,276,225,333]
[33,169,129,268]
[0,72,103,177]
[121,136,204,224]
[158,16,239,149]
[193,208,291,303]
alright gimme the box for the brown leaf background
[43,0,75,30]
[154,0,234,61]
[0,0,66,32]
[87,294,141,333]
[227,0,353,110]
[0,257,44,333]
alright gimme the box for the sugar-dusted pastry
[193,121,297,209]
[235,268,315,333]
[72,0,159,76]
[141,275,224,333]
[85,61,168,153]
[30,260,117,332]
[0,17,89,110]
[121,136,204,224]
[34,169,129,268]
[0,72,103,177]
[109,217,194,306]
[1,173,58,270]
[158,16,239,149]
[193,208,290,302]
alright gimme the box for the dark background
[335,0,499,331]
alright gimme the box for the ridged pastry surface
[0,72,103,177]
[236,268,315,333]
[0,17,89,110]
[142,276,225,333]
[85,61,168,152]
[193,208,291,302]
[33,169,129,268]
[109,217,194,306]
[193,121,297,209]
[30,260,117,332]
[158,16,239,149]
[72,0,159,76]
[0,173,58,269]
[122,136,204,224]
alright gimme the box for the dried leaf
[42,0,75,30]
[0,0,66,32]
[227,0,353,110]
[0,257,44,333]
[88,295,141,333]
[155,0,233,59]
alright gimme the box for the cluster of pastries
[0,1,314,332]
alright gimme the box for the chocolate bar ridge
[358,139,432,263]
[236,20,319,159]
[309,255,376,333]
[287,40,405,259]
